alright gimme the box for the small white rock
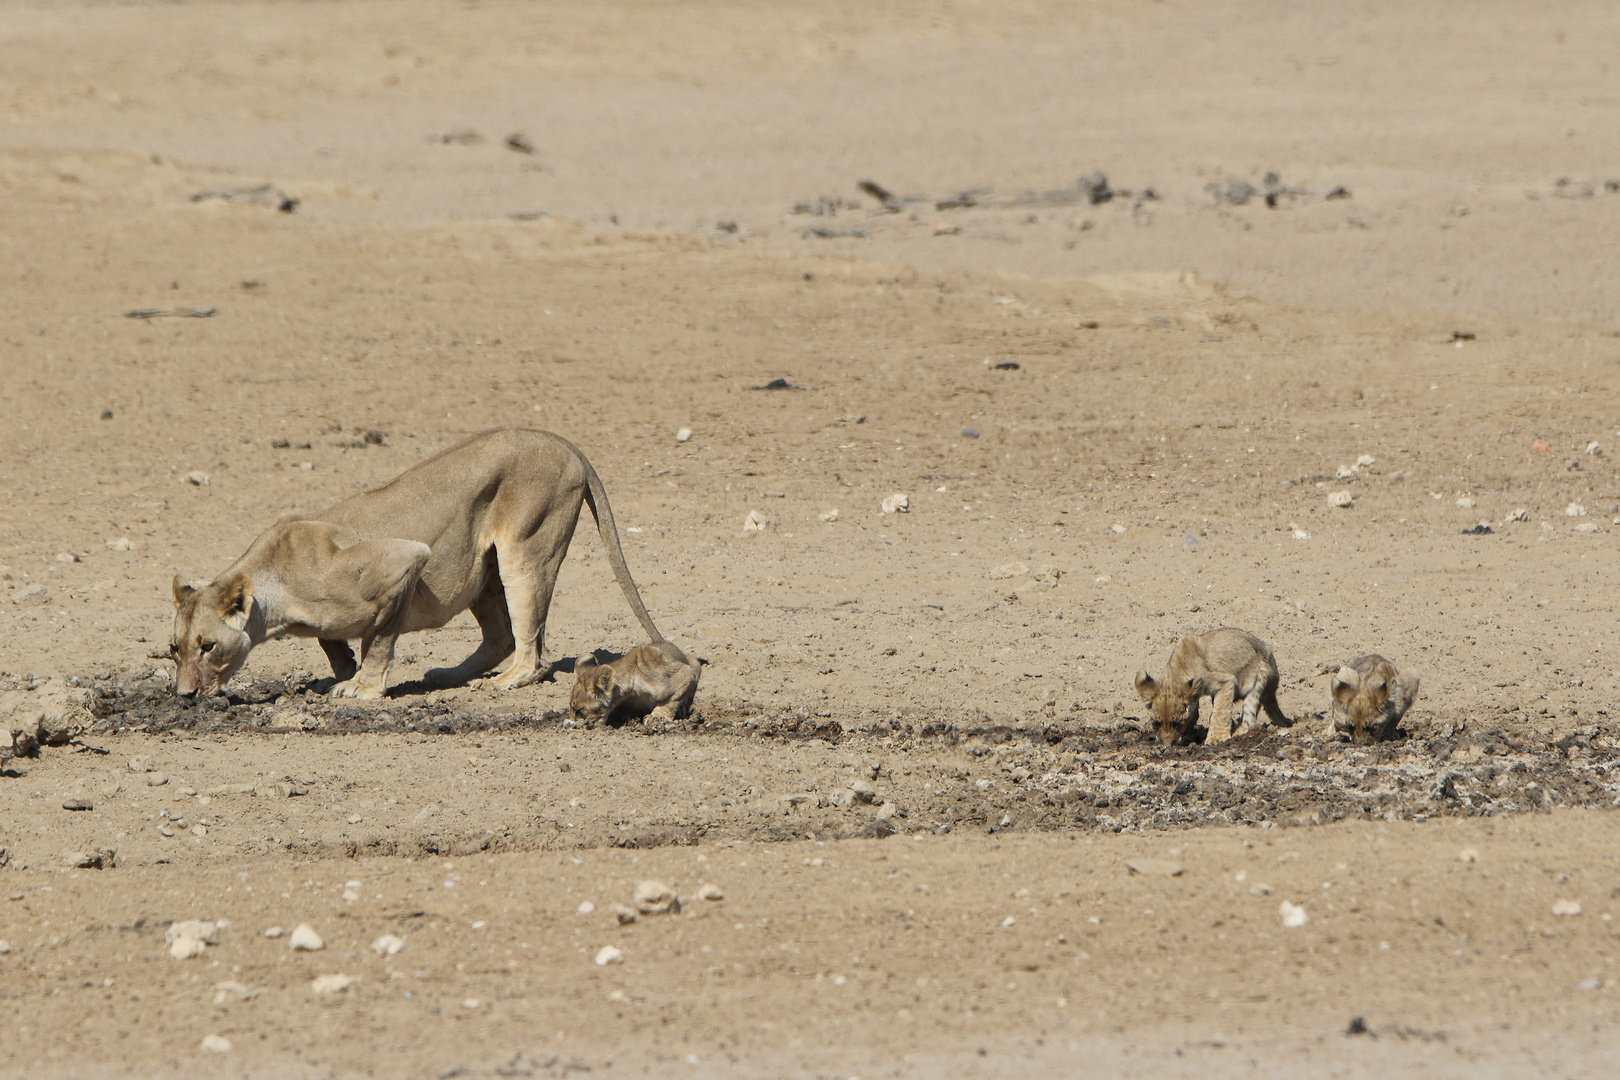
[1575,522,1601,533]
[698,883,724,902]
[200,1035,232,1054]
[1001,916,1016,929]
[53,552,80,563]
[1553,900,1583,917]
[289,923,324,951]
[1586,441,1603,456]
[881,492,910,515]
[183,471,210,486]
[613,903,638,925]
[105,537,136,551]
[1566,503,1586,517]
[310,973,352,994]
[1328,490,1353,508]
[341,888,359,902]
[634,880,680,915]
[742,510,768,532]
[1455,496,1476,509]
[577,900,596,916]
[987,561,1029,580]
[1457,847,1479,863]
[1289,522,1311,540]
[462,998,482,1010]
[1356,454,1376,468]
[1249,883,1273,896]
[370,934,406,957]
[819,508,839,522]
[676,427,692,443]
[1279,901,1308,928]
[1507,508,1529,522]
[0,941,10,954]
[594,945,624,966]
[1110,523,1126,534]
[169,936,208,960]
[164,920,218,946]
[262,926,285,939]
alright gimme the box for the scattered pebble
[577,900,596,916]
[595,945,624,966]
[61,798,93,811]
[881,493,910,515]
[1566,503,1586,517]
[1289,522,1311,540]
[53,552,79,563]
[1575,522,1601,533]
[1249,883,1273,896]
[698,883,724,902]
[1457,847,1479,863]
[212,981,257,1004]
[742,510,768,532]
[819,509,839,522]
[988,562,1029,580]
[128,755,154,773]
[462,998,481,1010]
[1126,859,1185,877]
[961,427,980,438]
[1181,535,1198,550]
[1553,900,1582,917]
[146,772,169,787]
[371,934,406,957]
[1532,440,1550,453]
[105,537,136,551]
[263,926,285,939]
[1577,977,1603,991]
[1357,454,1376,468]
[200,1035,232,1054]
[289,923,324,951]
[1587,442,1603,456]
[634,880,680,915]
[1508,508,1529,522]
[310,973,352,995]
[1328,490,1353,508]
[613,904,638,925]
[0,941,10,954]
[1279,901,1309,928]
[1455,496,1476,509]
[676,427,692,443]
[1001,916,1016,929]
[169,937,208,960]
[165,920,218,946]
[183,471,210,486]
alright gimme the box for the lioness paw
[330,679,384,701]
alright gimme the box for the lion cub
[1135,628,1288,745]
[570,641,699,726]
[1325,654,1418,742]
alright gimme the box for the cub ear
[1364,671,1387,694]
[172,574,196,607]
[574,655,599,681]
[1134,671,1158,701]
[592,666,616,695]
[217,574,254,626]
[1331,666,1362,706]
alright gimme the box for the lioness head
[1331,663,1390,742]
[1134,670,1200,746]
[170,573,254,697]
[569,656,616,724]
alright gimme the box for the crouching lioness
[169,429,668,700]
[1135,627,1288,745]
[1326,654,1419,742]
[570,641,700,726]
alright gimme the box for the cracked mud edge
[22,673,1620,849]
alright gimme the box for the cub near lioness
[1324,654,1419,742]
[570,642,700,726]
[168,429,668,700]
[1135,627,1289,745]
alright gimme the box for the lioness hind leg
[318,639,357,682]
[487,540,570,692]
[426,559,515,687]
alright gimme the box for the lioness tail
[577,452,667,645]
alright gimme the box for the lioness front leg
[1204,678,1238,743]
[328,539,431,701]
[318,639,357,683]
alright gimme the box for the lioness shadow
[381,655,587,699]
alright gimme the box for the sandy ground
[5,1,1620,1076]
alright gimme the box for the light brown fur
[570,642,699,726]
[168,429,665,700]
[1326,654,1419,742]
[1134,628,1288,745]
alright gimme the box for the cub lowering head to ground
[1135,627,1289,746]
[1324,654,1419,742]
[570,641,700,726]
[168,428,667,700]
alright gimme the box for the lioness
[169,428,667,700]
[570,641,700,726]
[1135,628,1288,745]
[1325,654,1418,742]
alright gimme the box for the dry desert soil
[5,2,1620,1077]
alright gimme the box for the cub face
[1331,661,1395,742]
[1134,671,1200,746]
[569,657,618,724]
[170,573,253,697]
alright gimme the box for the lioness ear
[1331,666,1362,705]
[1134,671,1158,701]
[217,574,253,627]
[172,574,196,607]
